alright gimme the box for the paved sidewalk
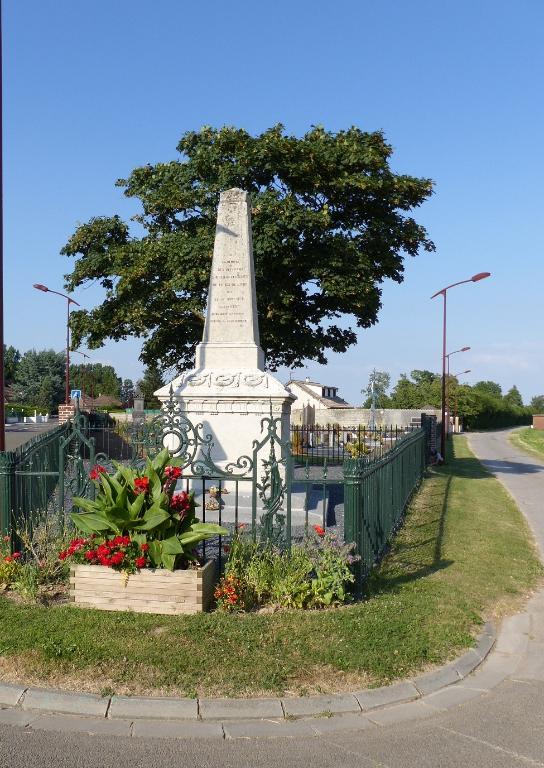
[0,428,543,765]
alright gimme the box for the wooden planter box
[69,561,215,615]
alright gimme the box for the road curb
[0,619,506,739]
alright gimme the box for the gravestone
[156,188,295,470]
[132,387,145,424]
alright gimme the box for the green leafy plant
[12,563,40,602]
[70,448,227,570]
[0,536,21,587]
[345,440,370,458]
[216,526,358,610]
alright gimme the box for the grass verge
[510,427,544,461]
[0,436,541,698]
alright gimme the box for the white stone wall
[291,407,441,428]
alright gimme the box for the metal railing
[0,422,70,534]
[344,427,426,593]
[290,423,419,465]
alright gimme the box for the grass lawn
[510,427,544,461]
[0,436,541,698]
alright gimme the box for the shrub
[215,526,358,611]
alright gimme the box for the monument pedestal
[157,188,294,470]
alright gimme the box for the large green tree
[362,370,391,408]
[70,363,121,399]
[13,350,65,411]
[3,345,21,384]
[62,125,434,372]
[530,395,544,413]
[137,364,164,409]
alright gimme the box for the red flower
[223,545,231,554]
[170,491,191,517]
[112,535,130,547]
[313,525,326,537]
[4,555,13,563]
[140,543,149,552]
[237,523,247,531]
[135,556,147,569]
[134,477,150,495]
[110,552,124,566]
[58,551,68,561]
[164,466,182,480]
[12,552,21,560]
[89,464,107,481]
[84,550,97,561]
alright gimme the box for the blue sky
[4,0,543,404]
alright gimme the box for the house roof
[288,380,352,409]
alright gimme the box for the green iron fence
[344,426,426,593]
[1,397,432,589]
[0,422,70,535]
[290,423,419,466]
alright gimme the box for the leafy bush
[344,440,370,458]
[0,536,21,587]
[215,527,358,611]
[70,448,227,570]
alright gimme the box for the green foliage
[62,124,434,371]
[388,371,531,429]
[474,380,503,399]
[13,349,65,411]
[344,440,370,458]
[137,364,164,409]
[71,449,226,570]
[0,537,21,587]
[3,345,21,384]
[389,371,441,409]
[503,385,524,408]
[12,564,40,602]
[120,378,135,407]
[530,395,544,413]
[362,370,391,408]
[70,362,121,399]
[218,529,356,610]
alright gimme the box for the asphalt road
[0,427,543,767]
[3,419,60,451]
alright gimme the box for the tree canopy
[137,364,164,409]
[13,350,65,411]
[62,124,435,372]
[70,363,121,399]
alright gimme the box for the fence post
[0,451,16,535]
[344,457,365,596]
[420,414,433,466]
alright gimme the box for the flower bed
[60,448,226,614]
[70,560,215,615]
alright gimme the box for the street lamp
[33,284,80,405]
[445,346,470,422]
[452,370,471,432]
[73,349,91,404]
[431,272,490,460]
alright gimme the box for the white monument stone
[156,188,295,471]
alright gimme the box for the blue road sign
[70,389,82,400]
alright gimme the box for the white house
[286,378,352,425]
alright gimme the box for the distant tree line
[3,345,139,413]
[363,369,539,429]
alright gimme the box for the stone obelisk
[156,189,295,469]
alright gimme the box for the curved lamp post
[73,349,91,404]
[446,346,470,423]
[33,284,80,405]
[452,369,471,432]
[431,273,490,460]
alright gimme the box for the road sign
[70,389,82,400]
